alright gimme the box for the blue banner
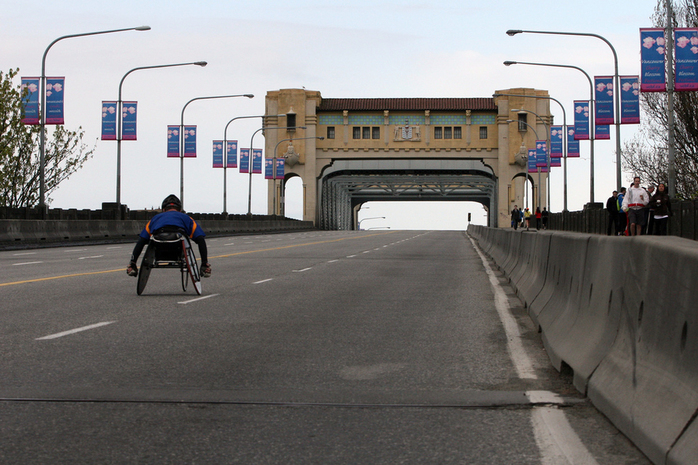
[45,77,65,124]
[528,149,537,173]
[240,148,249,173]
[620,76,640,124]
[252,149,263,174]
[535,140,547,168]
[122,101,137,140]
[573,100,590,140]
[567,127,580,158]
[674,28,698,91]
[183,125,197,158]
[595,124,610,140]
[550,125,563,157]
[276,158,285,179]
[212,140,224,168]
[167,125,179,158]
[264,159,274,179]
[640,28,666,92]
[21,77,40,125]
[550,157,561,168]
[101,101,117,140]
[226,140,238,168]
[595,76,614,125]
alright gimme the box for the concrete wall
[0,218,315,249]
[468,225,698,465]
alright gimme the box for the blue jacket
[139,210,205,240]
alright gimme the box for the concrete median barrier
[467,225,698,465]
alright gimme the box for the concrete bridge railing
[468,225,698,465]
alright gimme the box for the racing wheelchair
[136,227,202,295]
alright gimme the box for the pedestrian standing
[617,187,627,235]
[622,177,650,236]
[649,183,671,235]
[542,207,549,230]
[535,207,542,230]
[511,205,520,230]
[606,190,619,236]
[645,185,655,235]
[524,208,532,230]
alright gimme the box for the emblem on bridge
[394,120,421,142]
[283,142,300,167]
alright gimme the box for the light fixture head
[195,61,207,67]
[135,26,151,31]
[506,29,522,36]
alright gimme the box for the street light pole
[506,28,622,192]
[494,92,568,211]
[504,60,595,204]
[116,61,206,213]
[512,109,550,209]
[358,216,386,230]
[179,93,254,210]
[508,119,543,210]
[246,126,306,215]
[39,25,151,210]
[272,136,323,216]
[221,114,285,214]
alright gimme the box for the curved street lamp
[504,59,595,204]
[220,114,284,214]
[38,25,151,210]
[179,93,254,209]
[358,217,386,230]
[494,92,568,211]
[272,136,324,216]
[512,109,551,209]
[508,119,542,210]
[246,126,306,215]
[116,61,207,213]
[506,28,622,191]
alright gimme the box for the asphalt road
[0,230,650,464]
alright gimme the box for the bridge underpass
[318,160,497,230]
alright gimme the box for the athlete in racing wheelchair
[126,194,212,279]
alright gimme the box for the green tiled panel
[471,114,496,125]
[430,115,466,125]
[388,114,426,125]
[318,114,344,125]
[348,114,383,125]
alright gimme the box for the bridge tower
[265,88,551,229]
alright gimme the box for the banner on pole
[550,126,563,157]
[674,27,698,91]
[535,141,547,168]
[240,148,250,173]
[528,149,537,173]
[20,77,40,125]
[122,101,137,140]
[276,158,285,179]
[640,28,667,92]
[252,149,263,174]
[264,159,274,179]
[567,127,580,158]
[550,156,562,168]
[45,77,65,124]
[573,101,590,140]
[595,76,614,125]
[226,140,238,168]
[101,101,117,140]
[167,125,180,158]
[620,76,640,124]
[213,140,224,168]
[596,124,611,140]
[183,125,197,158]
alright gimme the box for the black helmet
[161,194,182,211]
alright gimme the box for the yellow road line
[0,231,397,287]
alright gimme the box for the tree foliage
[623,0,698,199]
[0,68,94,208]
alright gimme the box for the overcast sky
[1,0,661,229]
